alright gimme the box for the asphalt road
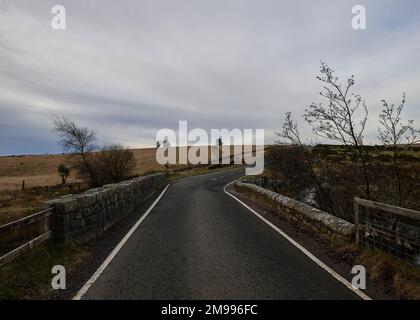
[81,167,359,300]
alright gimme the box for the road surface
[81,167,359,299]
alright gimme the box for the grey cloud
[0,0,420,155]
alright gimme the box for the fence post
[44,210,50,234]
[354,199,360,247]
[22,180,25,191]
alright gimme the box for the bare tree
[276,112,303,146]
[53,116,98,186]
[304,62,371,198]
[276,112,335,213]
[97,144,137,183]
[378,93,420,206]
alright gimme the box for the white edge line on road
[223,181,372,301]
[72,184,170,300]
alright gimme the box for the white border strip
[224,181,372,301]
[73,184,170,300]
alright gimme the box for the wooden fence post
[22,180,25,191]
[354,199,360,247]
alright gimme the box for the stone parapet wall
[45,173,167,243]
[234,181,354,240]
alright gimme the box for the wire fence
[354,198,420,266]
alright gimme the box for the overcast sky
[0,0,419,155]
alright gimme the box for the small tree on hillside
[304,62,371,198]
[57,164,70,184]
[378,93,420,206]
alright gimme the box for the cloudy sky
[0,0,419,155]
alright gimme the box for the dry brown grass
[0,186,81,225]
[0,148,169,224]
[333,244,420,299]
[0,146,251,224]
[0,148,167,191]
[0,146,252,190]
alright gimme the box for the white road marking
[73,184,170,300]
[223,181,372,301]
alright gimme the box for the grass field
[0,148,168,191]
[0,145,254,190]
[0,148,170,224]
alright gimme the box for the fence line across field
[18,181,82,192]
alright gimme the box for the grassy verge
[0,242,88,300]
[333,244,420,299]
